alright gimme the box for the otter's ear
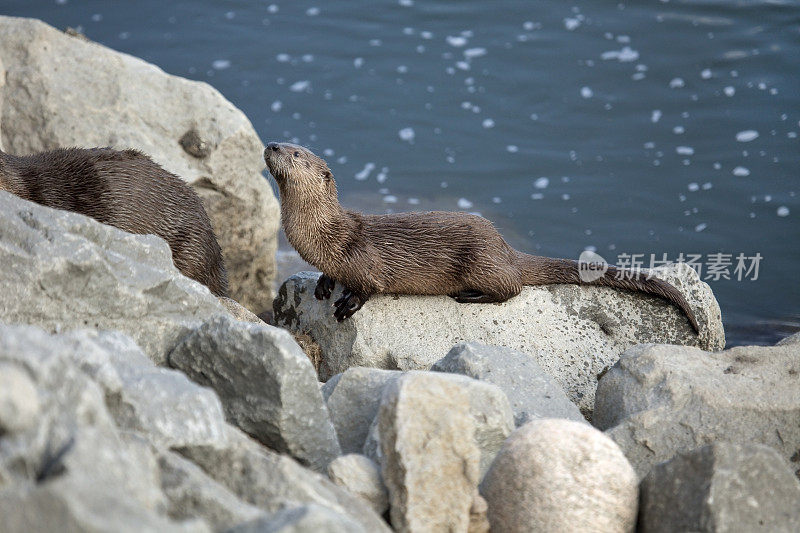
[323,170,333,182]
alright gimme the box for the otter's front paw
[333,289,368,321]
[315,274,335,300]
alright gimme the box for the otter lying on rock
[0,147,228,296]
[264,142,698,333]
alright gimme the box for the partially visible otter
[0,147,228,296]
[264,142,699,333]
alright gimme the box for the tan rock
[481,419,638,533]
[378,372,481,532]
[0,16,280,312]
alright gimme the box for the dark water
[4,0,799,346]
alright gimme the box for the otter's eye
[293,151,300,158]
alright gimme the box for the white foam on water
[688,182,699,192]
[736,130,759,142]
[732,166,750,177]
[580,86,593,98]
[695,223,708,232]
[289,80,310,92]
[457,198,473,209]
[270,100,282,112]
[651,110,662,123]
[446,36,468,47]
[506,145,519,153]
[212,59,231,70]
[534,177,549,189]
[355,163,375,181]
[676,146,695,155]
[669,77,685,88]
[398,127,415,142]
[777,206,790,217]
[482,118,495,128]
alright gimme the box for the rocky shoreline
[1,15,799,533]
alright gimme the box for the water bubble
[212,59,231,70]
[534,177,550,189]
[580,86,593,98]
[457,198,473,209]
[732,166,750,177]
[736,130,759,142]
[777,206,790,217]
[399,127,415,142]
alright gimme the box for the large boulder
[0,324,207,532]
[595,343,800,479]
[432,342,584,426]
[168,314,341,472]
[639,443,800,533]
[0,15,280,311]
[480,419,638,533]
[376,372,481,532]
[0,191,225,364]
[274,267,723,413]
[0,322,389,531]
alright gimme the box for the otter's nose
[266,142,280,152]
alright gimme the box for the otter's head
[264,142,333,191]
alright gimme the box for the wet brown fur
[0,147,228,296]
[265,142,699,332]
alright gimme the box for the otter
[0,147,228,296]
[264,142,699,333]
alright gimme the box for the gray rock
[274,266,723,413]
[343,369,513,478]
[595,343,800,479]
[777,331,800,346]
[57,329,230,450]
[169,314,340,472]
[324,367,401,454]
[480,419,638,533]
[433,342,585,426]
[377,372,481,533]
[219,297,266,324]
[0,15,280,312]
[228,504,366,533]
[327,454,388,516]
[0,191,225,365]
[639,442,800,533]
[177,429,391,533]
[0,324,206,532]
[0,362,40,434]
[159,450,266,531]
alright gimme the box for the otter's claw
[315,274,335,300]
[333,289,368,321]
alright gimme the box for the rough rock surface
[480,419,638,533]
[777,331,800,346]
[322,367,401,454]
[433,342,584,426]
[639,443,800,533]
[218,297,265,324]
[594,343,800,479]
[169,314,340,472]
[326,368,514,478]
[0,15,279,311]
[0,325,207,532]
[229,504,366,533]
[327,454,389,516]
[274,267,723,412]
[158,451,266,530]
[0,322,389,532]
[377,372,481,533]
[0,191,225,365]
[177,429,391,533]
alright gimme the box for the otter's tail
[516,253,700,334]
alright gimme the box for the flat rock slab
[275,266,723,413]
[0,15,279,311]
[639,443,800,533]
[0,191,224,365]
[595,343,800,480]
